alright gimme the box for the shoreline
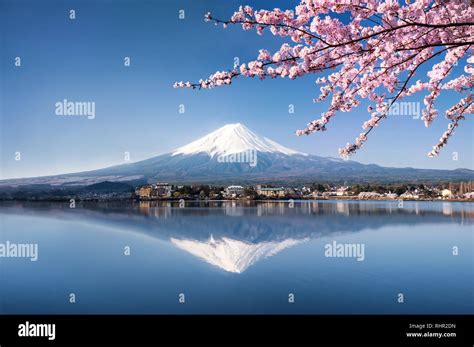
[0,197,473,203]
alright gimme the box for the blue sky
[1,0,472,179]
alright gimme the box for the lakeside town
[133,181,474,202]
[2,180,473,202]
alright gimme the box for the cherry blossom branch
[428,94,473,157]
[338,45,468,157]
[174,0,474,159]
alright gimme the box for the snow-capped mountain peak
[172,123,306,157]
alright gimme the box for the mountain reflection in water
[1,200,472,274]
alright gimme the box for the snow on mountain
[171,235,307,273]
[172,123,306,157]
[1,123,473,187]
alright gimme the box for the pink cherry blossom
[176,0,473,158]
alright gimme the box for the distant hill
[79,181,134,193]
[0,123,472,188]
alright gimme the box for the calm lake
[0,200,472,314]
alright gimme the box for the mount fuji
[172,123,304,157]
[1,123,473,187]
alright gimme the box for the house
[336,187,349,196]
[441,189,453,199]
[135,182,172,199]
[257,187,286,198]
[463,192,474,199]
[358,192,381,200]
[385,192,398,199]
[153,182,172,197]
[136,186,153,199]
[400,191,419,199]
[225,185,245,197]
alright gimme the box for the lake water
[0,200,472,314]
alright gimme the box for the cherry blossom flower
[176,0,473,158]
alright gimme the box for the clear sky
[1,0,472,179]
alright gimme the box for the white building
[225,185,245,197]
[358,192,381,200]
[336,187,349,196]
[257,187,286,198]
[463,192,474,199]
[400,191,419,199]
[385,192,398,199]
[441,189,453,199]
